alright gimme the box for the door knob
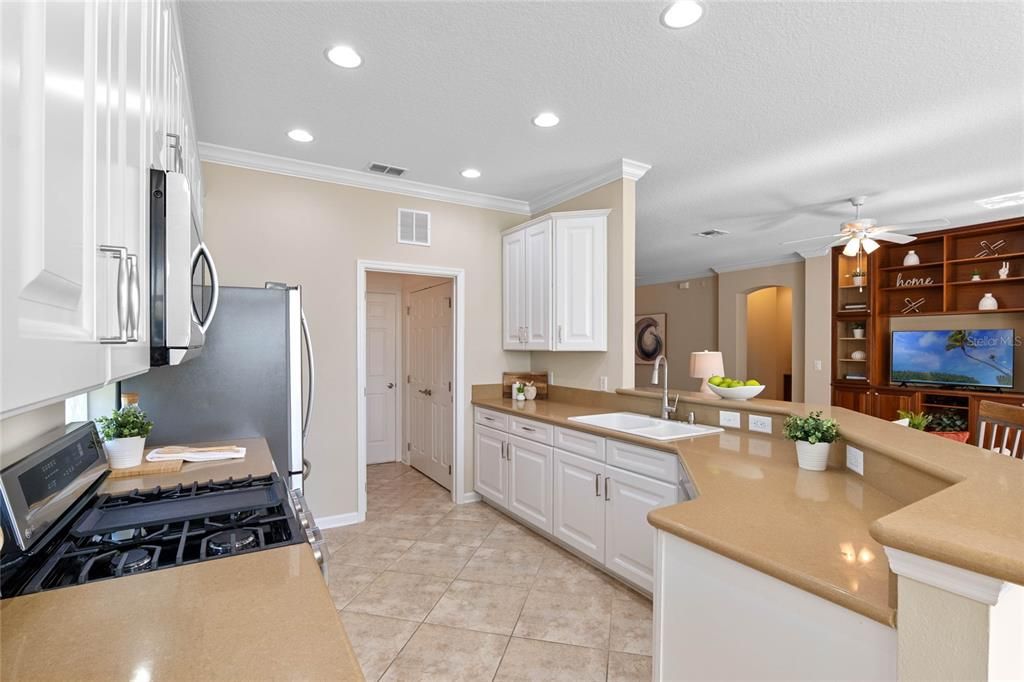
[386,382,395,389]
[419,388,432,396]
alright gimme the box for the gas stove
[1,423,325,599]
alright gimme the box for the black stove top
[1,474,303,597]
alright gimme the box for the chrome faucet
[650,355,678,420]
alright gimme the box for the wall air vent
[368,162,408,177]
[398,209,431,246]
[696,229,729,238]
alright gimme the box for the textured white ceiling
[181,1,1024,284]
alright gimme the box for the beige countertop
[2,438,364,682]
[473,393,1024,626]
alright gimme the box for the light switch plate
[599,376,608,391]
[719,411,741,429]
[748,415,773,434]
[846,445,865,476]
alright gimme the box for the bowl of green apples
[707,376,766,400]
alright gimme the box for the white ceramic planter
[852,328,865,339]
[795,440,831,471]
[852,276,866,287]
[104,436,146,469]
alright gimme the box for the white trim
[198,143,531,215]
[884,547,1009,605]
[501,208,613,236]
[316,511,366,529]
[710,253,805,274]
[357,260,467,517]
[459,491,482,504]
[530,158,652,214]
[796,246,833,259]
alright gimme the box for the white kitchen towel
[146,446,246,462]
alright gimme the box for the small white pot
[104,436,146,469]
[852,328,865,339]
[794,440,831,471]
[852,276,866,287]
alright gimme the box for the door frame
[356,260,468,517]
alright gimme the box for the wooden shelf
[837,337,867,341]
[947,251,1024,265]
[948,276,1024,286]
[838,284,869,289]
[878,262,944,271]
[922,402,970,411]
[880,306,1024,317]
[880,284,944,291]
[838,358,866,362]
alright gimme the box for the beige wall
[745,286,793,400]
[803,255,833,405]
[201,162,528,518]
[530,180,636,391]
[718,261,807,402]
[634,276,718,391]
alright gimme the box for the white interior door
[408,281,454,489]
[366,292,399,464]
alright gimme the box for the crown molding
[796,246,833,259]
[530,158,653,215]
[197,143,532,215]
[711,253,805,275]
[884,547,1008,605]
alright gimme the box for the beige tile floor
[323,462,653,681]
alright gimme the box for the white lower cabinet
[508,436,554,533]
[552,448,606,562]
[473,425,509,506]
[605,465,678,592]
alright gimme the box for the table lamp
[690,350,724,394]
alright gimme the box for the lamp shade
[690,350,724,394]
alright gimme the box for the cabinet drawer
[554,427,606,462]
[606,439,680,484]
[475,407,509,431]
[509,416,554,445]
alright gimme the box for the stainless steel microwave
[149,169,219,366]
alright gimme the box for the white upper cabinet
[501,210,609,352]
[1,0,201,417]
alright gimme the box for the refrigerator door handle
[300,305,315,480]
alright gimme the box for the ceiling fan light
[862,238,881,254]
[843,239,861,257]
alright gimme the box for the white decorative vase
[978,293,999,311]
[903,250,920,266]
[104,436,146,469]
[851,350,867,361]
[524,385,537,400]
[852,328,865,339]
[971,274,982,281]
[852,276,866,287]
[795,440,831,471]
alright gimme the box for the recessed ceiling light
[325,45,362,69]
[461,168,481,179]
[287,129,314,143]
[976,190,1024,209]
[660,0,705,28]
[532,112,560,128]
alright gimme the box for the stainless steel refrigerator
[123,283,314,492]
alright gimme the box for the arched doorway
[744,286,793,400]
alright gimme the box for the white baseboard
[316,512,366,529]
[458,492,482,504]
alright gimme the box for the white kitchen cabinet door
[502,229,527,349]
[553,448,606,562]
[605,465,678,592]
[554,214,607,351]
[522,219,553,350]
[474,425,509,507]
[0,1,109,416]
[507,435,553,533]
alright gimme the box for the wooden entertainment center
[831,216,1024,442]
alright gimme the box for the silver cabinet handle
[126,253,140,342]
[521,426,535,432]
[558,325,565,343]
[604,476,610,501]
[166,133,183,173]
[595,472,601,496]
[483,416,495,422]
[98,245,128,344]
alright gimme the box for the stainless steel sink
[568,412,723,441]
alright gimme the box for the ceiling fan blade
[873,219,951,232]
[781,232,846,245]
[873,232,916,244]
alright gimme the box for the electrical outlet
[814,360,823,371]
[719,411,741,428]
[748,415,773,434]
[846,445,864,476]
[599,376,608,391]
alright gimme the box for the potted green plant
[970,268,982,282]
[783,411,840,471]
[850,270,867,287]
[928,410,970,443]
[95,405,154,469]
[851,322,866,339]
[897,410,932,431]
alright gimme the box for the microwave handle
[193,241,220,334]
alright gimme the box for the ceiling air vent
[368,162,408,177]
[398,209,431,246]
[695,228,729,238]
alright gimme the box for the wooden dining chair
[976,401,1024,460]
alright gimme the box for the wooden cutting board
[107,458,184,479]
[502,371,549,399]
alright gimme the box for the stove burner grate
[204,528,261,556]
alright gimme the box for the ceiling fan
[783,197,950,256]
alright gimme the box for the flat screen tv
[891,329,1015,389]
